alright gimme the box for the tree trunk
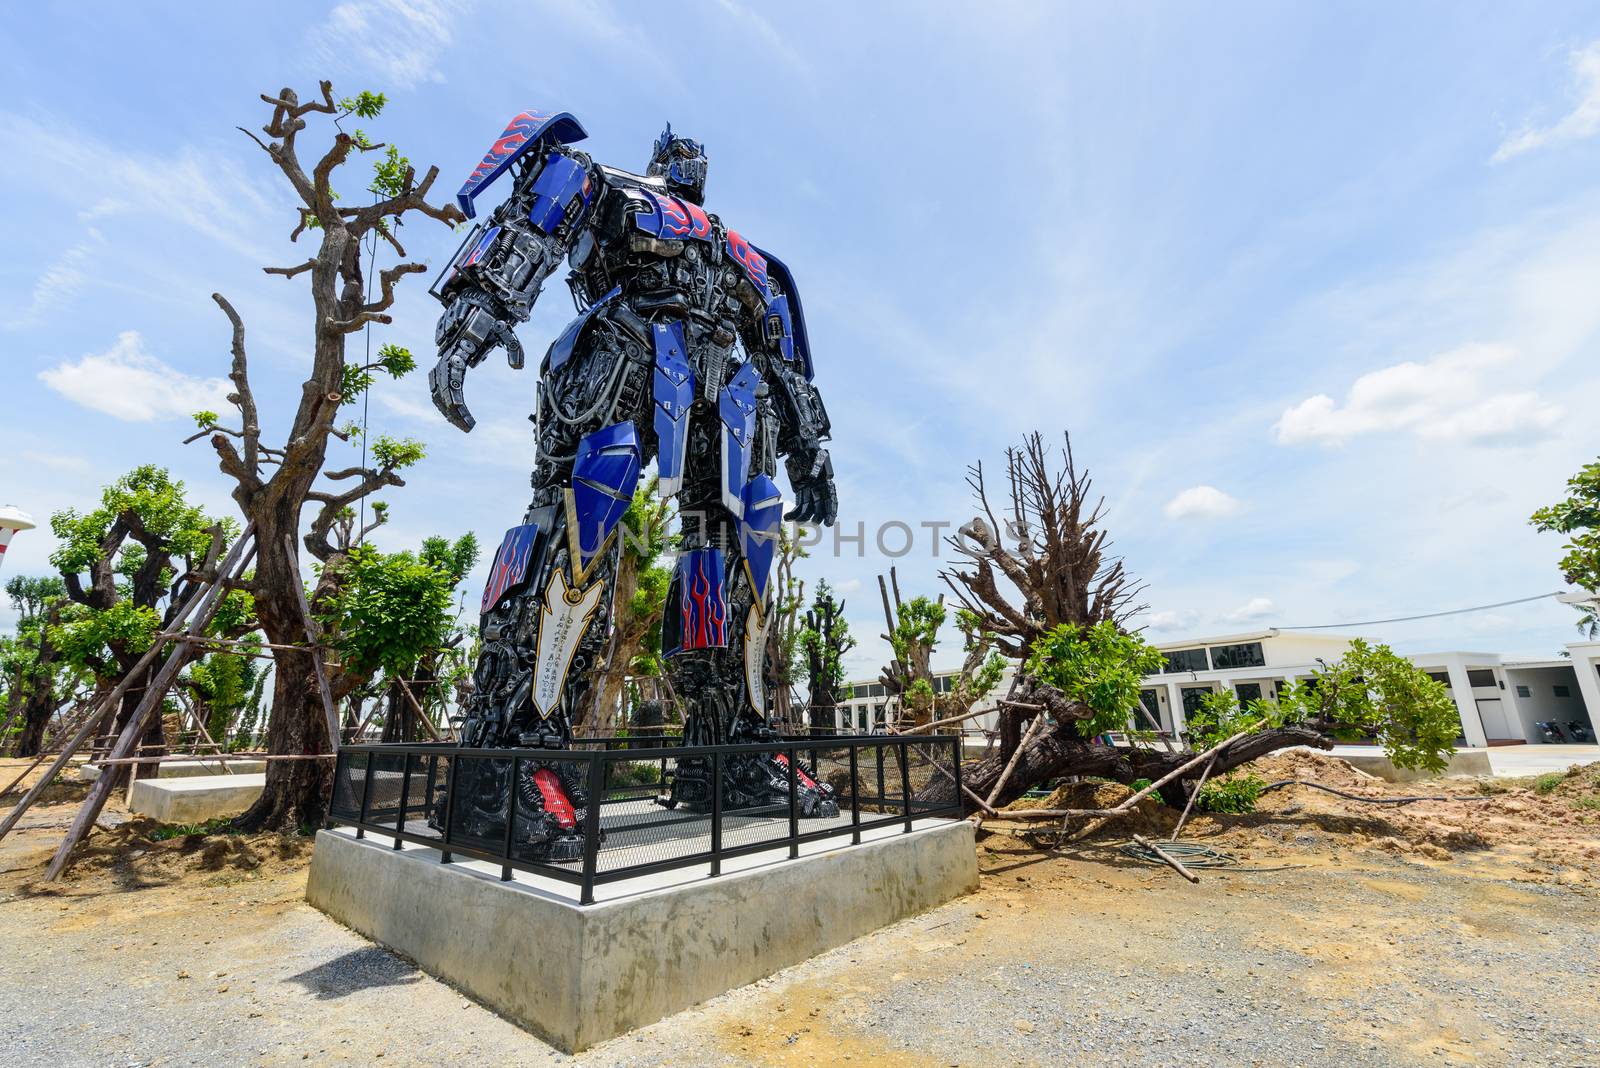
[920,720,1335,812]
[232,520,336,832]
[379,679,407,743]
[15,684,57,759]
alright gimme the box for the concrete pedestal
[128,773,265,822]
[306,820,977,1052]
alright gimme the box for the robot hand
[429,288,526,432]
[784,448,838,527]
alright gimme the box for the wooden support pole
[0,527,252,843]
[1063,719,1264,843]
[284,534,340,754]
[1133,833,1200,883]
[1169,751,1218,841]
[397,679,443,742]
[41,534,255,879]
[973,711,1051,829]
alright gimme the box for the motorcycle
[1536,721,1568,743]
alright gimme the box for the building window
[1426,671,1451,688]
[1209,642,1266,669]
[1137,689,1160,726]
[858,708,867,730]
[1555,685,1571,698]
[869,683,885,698]
[1163,648,1209,673]
[1235,682,1262,704]
[1466,669,1496,688]
[1180,687,1212,718]
[1515,685,1532,698]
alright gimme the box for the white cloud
[1147,608,1200,632]
[0,113,279,263]
[317,0,463,89]
[1224,597,1275,623]
[1494,41,1600,162]
[39,332,231,422]
[8,230,103,328]
[1274,343,1562,447]
[1163,485,1242,521]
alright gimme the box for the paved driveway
[1484,743,1600,776]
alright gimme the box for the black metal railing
[327,734,962,904]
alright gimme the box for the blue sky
[3,2,1600,679]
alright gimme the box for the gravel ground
[3,794,1599,1066]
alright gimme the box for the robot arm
[748,267,837,526]
[770,361,837,526]
[429,137,598,431]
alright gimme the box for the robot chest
[625,189,770,296]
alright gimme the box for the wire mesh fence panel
[903,739,958,815]
[329,750,368,822]
[849,740,908,818]
[361,750,411,833]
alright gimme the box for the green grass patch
[1534,772,1567,795]
[146,817,239,842]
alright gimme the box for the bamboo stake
[0,527,252,843]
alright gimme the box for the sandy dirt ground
[2,754,1599,1067]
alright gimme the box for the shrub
[1196,774,1266,814]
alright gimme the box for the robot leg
[434,420,641,858]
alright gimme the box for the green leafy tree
[875,573,1005,730]
[318,532,478,741]
[1024,621,1166,738]
[1531,456,1600,637]
[801,579,856,731]
[1,575,81,756]
[183,645,262,747]
[45,467,241,776]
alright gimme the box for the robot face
[647,124,708,202]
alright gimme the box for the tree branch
[209,294,264,481]
[264,258,316,279]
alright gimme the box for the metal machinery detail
[427,113,840,856]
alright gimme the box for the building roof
[1148,628,1370,651]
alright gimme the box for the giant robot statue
[427,111,839,858]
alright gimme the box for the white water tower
[0,505,36,576]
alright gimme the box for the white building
[839,629,1600,748]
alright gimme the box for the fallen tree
[918,432,1459,813]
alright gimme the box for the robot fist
[785,448,838,527]
[430,289,526,433]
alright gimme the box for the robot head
[647,123,708,203]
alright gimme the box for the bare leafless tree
[194,81,463,830]
[922,432,1329,811]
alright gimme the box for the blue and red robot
[428,112,839,857]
